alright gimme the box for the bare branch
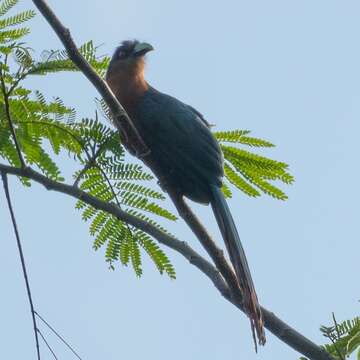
[37,330,58,360]
[1,171,40,359]
[0,162,335,360]
[35,312,82,360]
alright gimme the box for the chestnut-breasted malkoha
[106,40,265,345]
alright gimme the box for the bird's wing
[134,88,223,192]
[185,104,212,128]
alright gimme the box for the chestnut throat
[106,63,149,114]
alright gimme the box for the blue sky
[1,0,359,359]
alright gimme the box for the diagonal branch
[0,162,334,360]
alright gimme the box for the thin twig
[1,172,40,360]
[35,312,82,360]
[7,68,31,96]
[37,329,58,360]
[332,313,341,339]
[0,162,335,360]
[73,144,103,187]
[330,313,344,360]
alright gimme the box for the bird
[105,40,265,345]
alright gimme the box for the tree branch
[0,162,334,360]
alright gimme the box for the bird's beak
[133,42,154,57]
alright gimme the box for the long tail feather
[210,184,266,346]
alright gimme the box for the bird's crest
[113,40,140,59]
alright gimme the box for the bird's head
[106,40,154,82]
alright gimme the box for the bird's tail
[210,184,266,347]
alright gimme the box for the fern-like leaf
[0,27,29,42]
[0,10,36,29]
[136,230,176,279]
[214,130,251,142]
[116,181,165,200]
[221,182,232,198]
[129,236,142,277]
[29,41,110,77]
[222,145,288,171]
[224,162,260,198]
[0,0,18,17]
[215,129,274,147]
[121,192,177,221]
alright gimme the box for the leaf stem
[0,66,25,167]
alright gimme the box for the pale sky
[1,1,359,359]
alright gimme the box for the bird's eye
[117,50,126,59]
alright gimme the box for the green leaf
[107,163,153,181]
[29,41,109,77]
[116,181,165,200]
[214,129,275,147]
[136,231,176,279]
[319,315,360,359]
[14,47,33,68]
[0,27,29,42]
[0,0,18,17]
[224,162,260,198]
[129,236,142,277]
[234,135,275,147]
[347,330,360,354]
[121,192,177,221]
[0,10,36,29]
[222,145,288,171]
[93,216,116,250]
[238,166,288,200]
[214,129,251,142]
[221,181,232,198]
